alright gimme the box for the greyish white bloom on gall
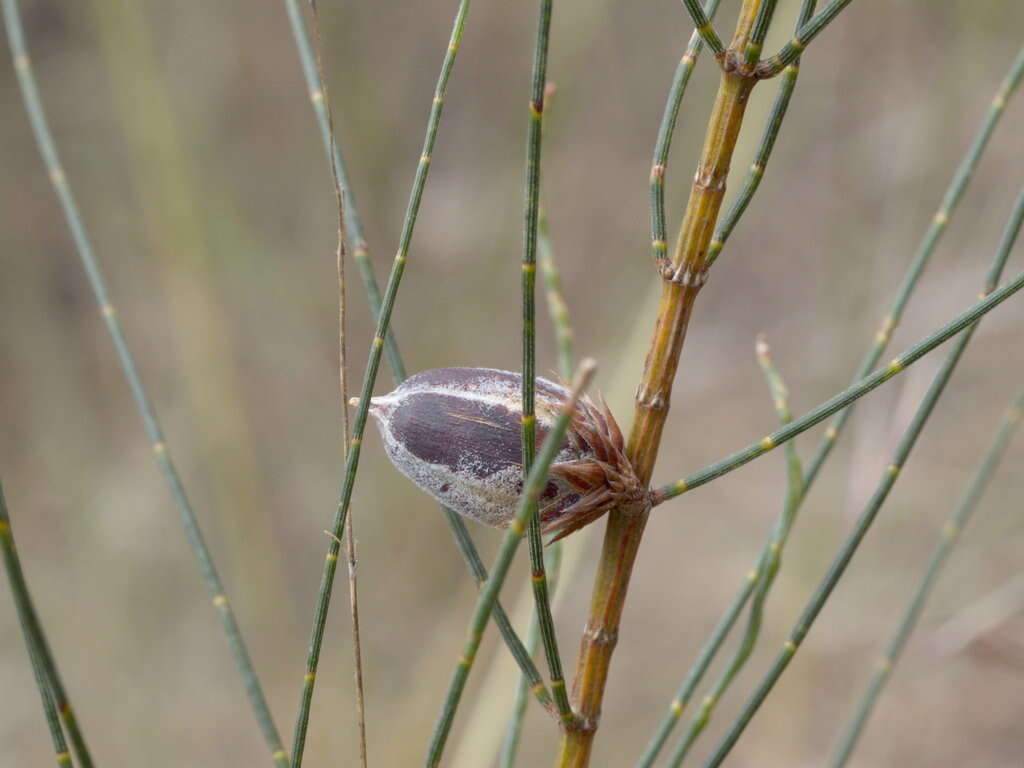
[365,367,646,542]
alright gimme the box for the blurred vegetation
[2,0,1023,765]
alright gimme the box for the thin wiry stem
[640,42,1020,763]
[651,0,725,273]
[833,388,1024,765]
[425,361,597,768]
[28,644,73,767]
[501,128,578,762]
[636,575,751,767]
[1,483,78,768]
[678,0,725,57]
[744,0,779,65]
[290,2,472,763]
[640,344,808,768]
[442,509,557,716]
[802,44,1024,490]
[499,542,565,768]
[831,193,1024,768]
[703,183,1024,768]
[665,339,803,767]
[707,0,817,267]
[280,0,404,384]
[520,0,573,726]
[756,0,857,77]
[653,266,1024,504]
[280,0,554,717]
[300,1,368,764]
[1,2,285,764]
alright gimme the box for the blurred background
[2,0,1023,765]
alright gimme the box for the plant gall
[365,367,646,541]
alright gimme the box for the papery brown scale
[551,461,608,491]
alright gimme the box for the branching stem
[556,5,766,765]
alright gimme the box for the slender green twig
[290,2,472,763]
[654,266,1024,503]
[425,360,597,768]
[1,483,78,768]
[280,0,554,717]
[639,345,806,768]
[636,9,771,758]
[756,0,857,77]
[280,0,404,384]
[655,342,798,768]
[501,123,577,762]
[678,0,725,58]
[443,509,556,716]
[299,1,369,764]
[744,0,780,65]
[28,644,73,767]
[802,44,1024,490]
[830,196,1024,768]
[1,2,285,764]
[665,339,803,767]
[707,0,817,267]
[636,572,752,767]
[832,389,1024,766]
[651,0,724,273]
[640,42,1019,763]
[703,184,1024,768]
[499,542,565,768]
[520,0,573,726]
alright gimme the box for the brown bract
[548,394,647,541]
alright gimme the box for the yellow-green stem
[555,9,761,761]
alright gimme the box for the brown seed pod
[366,367,646,542]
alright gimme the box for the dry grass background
[2,0,1023,765]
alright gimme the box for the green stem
[651,0,725,272]
[30,644,74,767]
[520,0,572,725]
[443,509,557,716]
[802,44,1024,489]
[499,542,564,768]
[280,0,405,384]
[679,0,726,57]
[636,575,755,767]
[744,0,780,65]
[1,1,284,763]
[280,0,553,717]
[0,483,79,767]
[706,0,817,267]
[501,170,578,764]
[832,386,1024,767]
[298,1,370,763]
[829,191,1024,768]
[702,183,1024,768]
[665,339,803,767]
[756,0,857,77]
[290,2,471,763]
[640,42,1020,764]
[425,362,597,768]
[654,266,1024,503]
